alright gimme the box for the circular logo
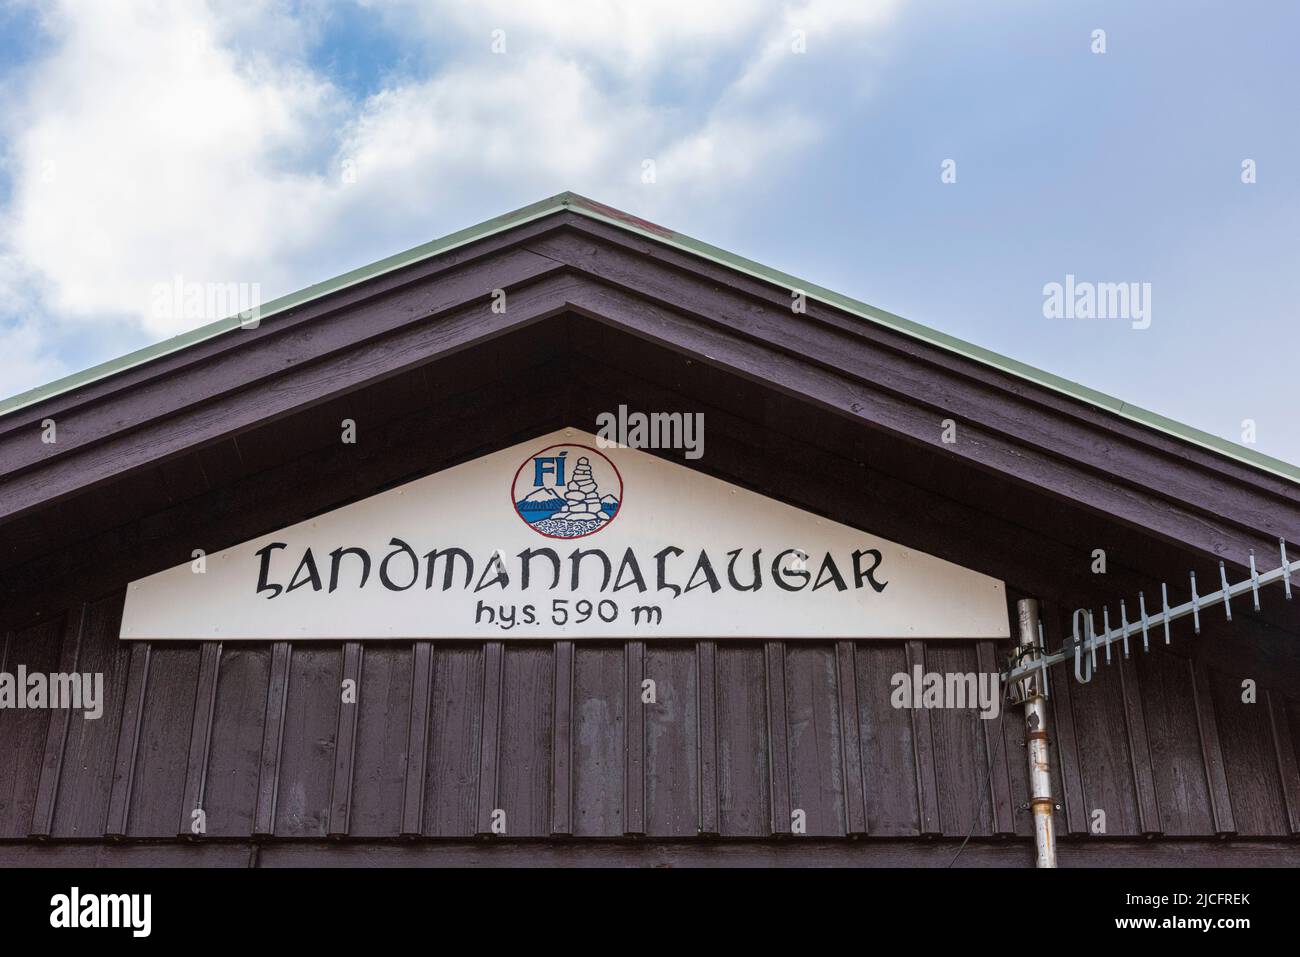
[511,444,623,539]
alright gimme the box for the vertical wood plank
[401,641,434,837]
[856,643,919,835]
[1266,691,1300,835]
[905,640,941,836]
[327,642,364,837]
[30,606,86,837]
[764,641,792,836]
[496,645,553,837]
[857,642,920,837]
[975,640,1015,837]
[696,640,720,837]
[835,642,868,836]
[551,640,574,836]
[202,644,269,837]
[127,647,201,836]
[425,646,484,836]
[48,598,131,838]
[104,642,151,838]
[273,647,341,837]
[1208,665,1287,836]
[784,643,846,836]
[1048,661,1089,836]
[624,640,646,836]
[645,644,698,837]
[347,644,412,837]
[252,642,291,837]
[177,641,222,838]
[927,644,991,837]
[571,645,625,835]
[0,621,62,838]
[1117,652,1163,836]
[1189,661,1236,836]
[475,641,504,836]
[715,645,770,835]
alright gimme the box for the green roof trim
[4,190,1297,486]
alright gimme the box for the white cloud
[1,0,340,338]
[0,0,900,400]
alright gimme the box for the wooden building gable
[1,193,1298,865]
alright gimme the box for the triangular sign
[121,429,1009,640]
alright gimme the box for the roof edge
[0,192,576,420]
[3,190,1297,487]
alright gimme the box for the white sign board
[120,429,1009,640]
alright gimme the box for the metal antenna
[1002,539,1300,688]
[1138,592,1150,653]
[1102,607,1113,665]
[1219,561,1233,623]
[1161,583,1171,645]
[1190,570,1201,635]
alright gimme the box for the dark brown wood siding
[4,593,1298,863]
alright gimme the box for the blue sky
[1,0,1296,465]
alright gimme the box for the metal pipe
[1017,599,1057,869]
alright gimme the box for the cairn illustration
[549,456,607,525]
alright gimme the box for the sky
[0,0,1296,465]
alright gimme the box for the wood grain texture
[347,643,412,837]
[1117,652,1163,836]
[857,642,920,836]
[623,641,646,836]
[763,641,792,836]
[695,640,720,837]
[474,642,504,837]
[645,643,697,837]
[1265,691,1300,834]
[425,645,484,837]
[29,605,85,837]
[205,643,270,837]
[1209,667,1288,837]
[126,646,199,837]
[571,643,622,836]
[252,642,291,837]
[1189,660,1237,836]
[327,642,364,837]
[497,644,553,837]
[400,641,434,837]
[905,641,942,836]
[834,642,869,836]
[716,644,769,837]
[273,646,338,838]
[975,640,1015,837]
[177,641,222,838]
[550,640,574,836]
[784,643,844,837]
[104,641,151,839]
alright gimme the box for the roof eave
[3,189,1296,487]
